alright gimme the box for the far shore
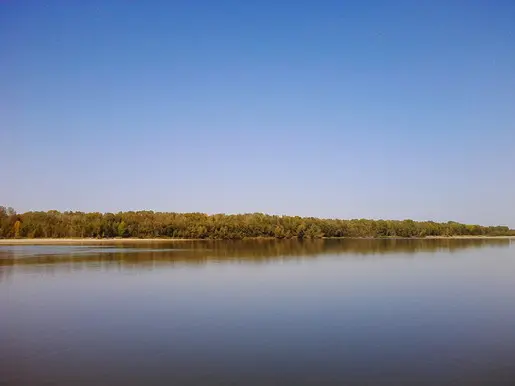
[0,236,513,245]
[0,238,199,245]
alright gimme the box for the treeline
[1,207,513,239]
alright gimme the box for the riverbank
[0,236,513,245]
[0,238,196,245]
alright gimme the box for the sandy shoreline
[0,236,513,245]
[0,238,197,245]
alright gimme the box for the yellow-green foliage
[1,206,513,239]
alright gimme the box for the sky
[1,1,514,226]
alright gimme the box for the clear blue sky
[2,1,514,226]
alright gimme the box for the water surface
[1,239,514,385]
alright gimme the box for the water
[1,239,514,385]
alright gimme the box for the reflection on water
[1,239,514,385]
[0,238,510,268]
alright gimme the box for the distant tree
[13,220,21,239]
[304,224,324,239]
[117,221,127,238]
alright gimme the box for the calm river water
[1,239,514,385]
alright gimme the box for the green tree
[117,221,127,238]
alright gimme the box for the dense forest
[1,207,513,239]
